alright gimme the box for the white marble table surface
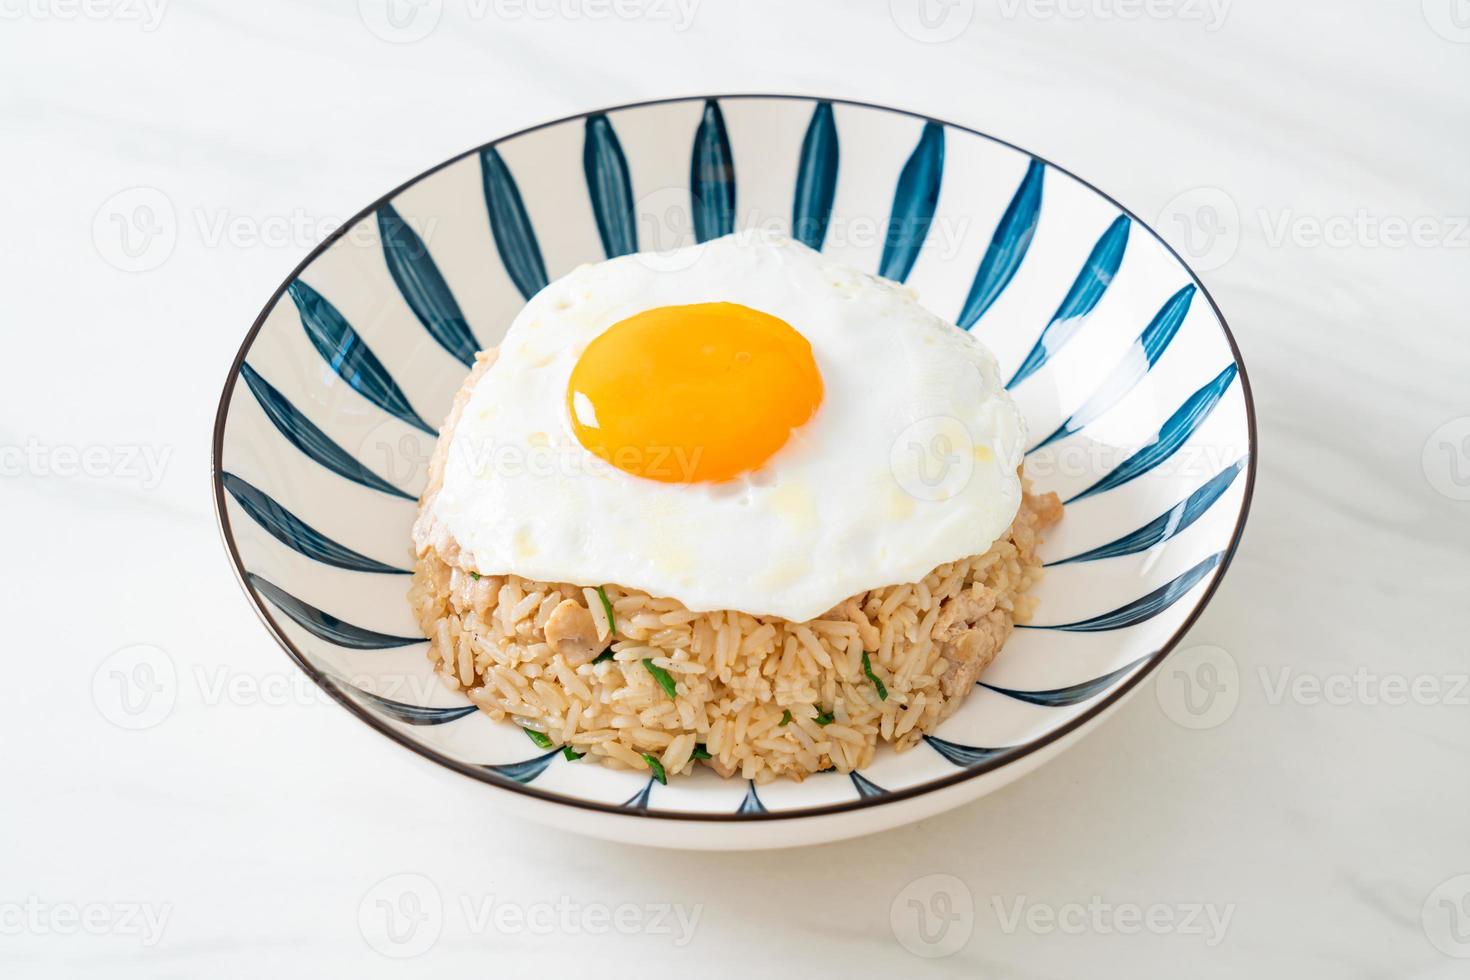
[3,1,1467,975]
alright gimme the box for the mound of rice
[411,351,1062,783]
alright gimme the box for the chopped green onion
[562,745,584,761]
[862,650,889,701]
[522,727,554,749]
[779,709,793,727]
[592,647,614,664]
[468,571,480,580]
[642,659,678,700]
[642,753,667,784]
[813,710,835,726]
[595,586,616,636]
[692,744,712,760]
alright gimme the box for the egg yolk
[567,302,823,483]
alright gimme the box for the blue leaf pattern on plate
[584,114,638,258]
[1031,282,1194,450]
[378,202,478,367]
[691,99,736,242]
[248,573,422,649]
[287,279,436,436]
[878,121,944,283]
[1003,214,1128,381]
[981,655,1151,706]
[1068,363,1238,503]
[480,146,549,299]
[737,781,768,815]
[622,778,656,810]
[237,364,413,500]
[222,472,408,574]
[487,750,560,784]
[791,101,838,250]
[347,686,479,725]
[1024,553,1222,632]
[1048,459,1245,565]
[952,159,1046,329]
[924,736,1010,767]
[958,159,1046,329]
[849,771,889,799]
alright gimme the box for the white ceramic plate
[212,95,1255,850]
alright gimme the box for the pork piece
[935,585,1012,697]
[543,599,603,665]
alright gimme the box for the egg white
[421,231,1027,622]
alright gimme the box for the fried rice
[410,350,1061,782]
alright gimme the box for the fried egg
[423,231,1026,622]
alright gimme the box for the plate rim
[210,92,1259,824]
